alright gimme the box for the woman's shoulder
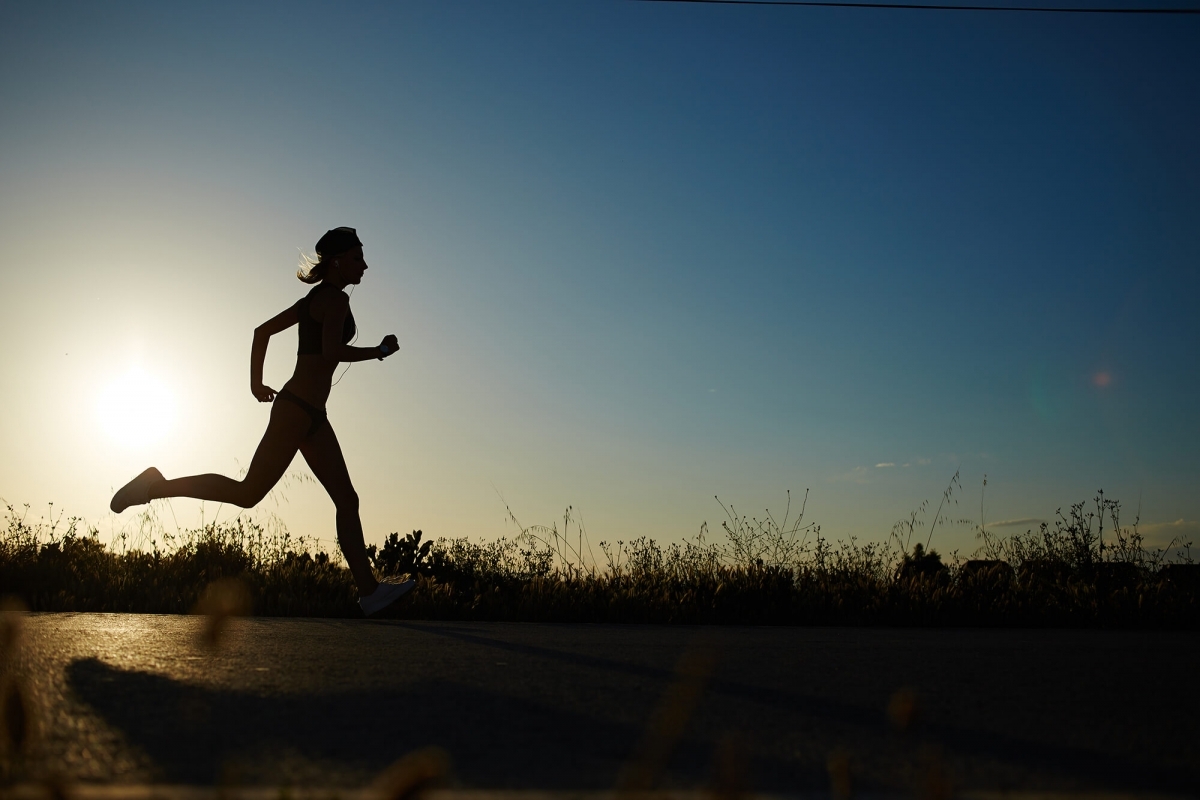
[306,283,350,315]
[304,281,346,297]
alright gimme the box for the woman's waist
[282,371,333,407]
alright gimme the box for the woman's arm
[321,293,398,363]
[251,304,299,401]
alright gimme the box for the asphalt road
[5,614,1197,793]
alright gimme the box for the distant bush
[0,483,1194,627]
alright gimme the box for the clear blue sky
[1,0,1197,556]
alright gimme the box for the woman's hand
[252,383,277,403]
[378,334,399,360]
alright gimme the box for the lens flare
[97,368,176,448]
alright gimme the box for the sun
[97,368,176,448]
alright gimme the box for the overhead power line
[635,0,1200,13]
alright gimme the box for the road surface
[5,614,1197,793]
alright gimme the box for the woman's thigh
[298,422,356,505]
[243,399,310,494]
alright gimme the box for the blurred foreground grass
[1,483,1195,626]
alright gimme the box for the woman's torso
[286,283,355,406]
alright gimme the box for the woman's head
[297,227,366,284]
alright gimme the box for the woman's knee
[333,489,360,513]
[235,480,273,508]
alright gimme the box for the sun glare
[97,368,176,448]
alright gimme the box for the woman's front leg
[298,423,379,597]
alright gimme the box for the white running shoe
[110,467,165,513]
[359,578,417,616]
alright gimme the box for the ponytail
[297,252,327,284]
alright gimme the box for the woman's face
[333,246,368,285]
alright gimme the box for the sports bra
[297,283,356,355]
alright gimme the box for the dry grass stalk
[710,735,748,800]
[371,746,452,800]
[194,578,252,649]
[0,596,36,781]
[887,687,919,733]
[618,647,718,793]
[826,748,853,800]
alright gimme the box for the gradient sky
[1,0,1197,559]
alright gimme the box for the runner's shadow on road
[393,622,1196,793]
[64,655,770,787]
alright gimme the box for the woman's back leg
[147,399,309,508]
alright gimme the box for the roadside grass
[1,481,1195,627]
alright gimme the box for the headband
[315,226,362,257]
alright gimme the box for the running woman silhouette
[110,227,413,616]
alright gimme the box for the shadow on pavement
[393,623,1197,794]
[65,656,768,787]
[63,621,1199,793]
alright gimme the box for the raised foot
[110,467,164,513]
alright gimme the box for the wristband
[379,343,390,357]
